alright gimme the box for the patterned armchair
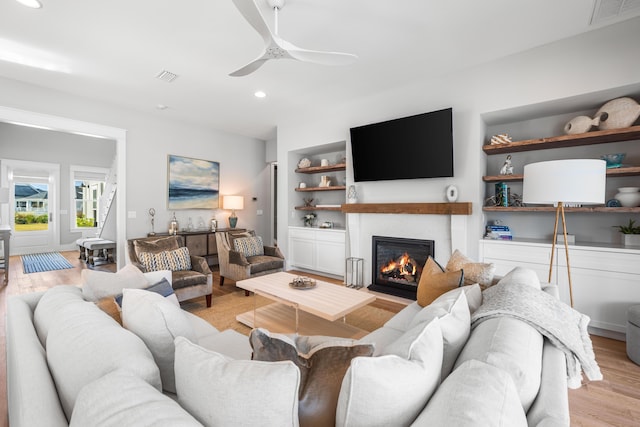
[127,235,213,307]
[216,230,285,294]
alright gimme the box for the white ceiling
[0,0,638,141]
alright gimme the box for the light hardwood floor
[0,251,638,426]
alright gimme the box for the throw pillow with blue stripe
[139,247,192,272]
[234,236,264,257]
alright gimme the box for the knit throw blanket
[471,282,602,389]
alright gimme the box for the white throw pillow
[454,316,543,411]
[408,289,471,377]
[412,359,528,427]
[122,289,196,393]
[336,318,443,427]
[82,263,149,301]
[33,285,85,347]
[70,369,202,427]
[497,266,541,290]
[46,297,161,420]
[174,337,300,427]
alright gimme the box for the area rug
[182,291,396,337]
[21,252,74,274]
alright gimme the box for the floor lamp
[522,159,606,307]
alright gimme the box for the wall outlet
[257,209,263,216]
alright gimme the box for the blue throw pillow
[115,278,177,307]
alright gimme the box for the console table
[0,225,11,283]
[149,228,246,267]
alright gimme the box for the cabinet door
[289,237,315,270]
[557,247,640,335]
[315,240,345,276]
[479,240,554,284]
[208,233,218,255]
[185,234,207,256]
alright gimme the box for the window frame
[69,165,109,232]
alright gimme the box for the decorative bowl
[289,276,316,290]
[600,153,626,168]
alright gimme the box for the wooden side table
[0,225,11,283]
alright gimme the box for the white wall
[0,76,269,257]
[276,17,640,285]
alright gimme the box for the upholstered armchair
[127,235,213,307]
[216,231,285,294]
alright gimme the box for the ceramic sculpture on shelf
[298,158,311,168]
[614,187,640,207]
[564,115,600,135]
[489,134,512,145]
[595,97,640,130]
[499,155,514,175]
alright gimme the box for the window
[70,166,108,230]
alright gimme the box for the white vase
[623,234,640,247]
[615,187,640,207]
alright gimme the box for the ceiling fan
[229,0,358,77]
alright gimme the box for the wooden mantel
[340,202,472,215]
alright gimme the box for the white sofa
[6,268,571,426]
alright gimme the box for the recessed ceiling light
[156,104,168,110]
[254,91,267,98]
[15,0,42,9]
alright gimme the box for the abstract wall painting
[167,155,220,209]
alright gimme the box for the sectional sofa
[6,266,583,426]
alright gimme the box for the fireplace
[369,236,434,300]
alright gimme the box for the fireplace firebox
[369,236,435,300]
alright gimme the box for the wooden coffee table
[235,272,376,338]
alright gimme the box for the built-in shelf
[483,166,640,182]
[295,186,346,192]
[295,163,347,174]
[483,206,640,213]
[295,206,342,212]
[482,125,640,154]
[341,202,472,215]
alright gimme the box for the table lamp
[223,195,244,228]
[0,187,9,226]
[523,159,606,307]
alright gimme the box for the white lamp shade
[0,187,9,204]
[223,195,244,210]
[523,159,606,205]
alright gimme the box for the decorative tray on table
[289,276,317,290]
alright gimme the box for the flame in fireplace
[380,252,418,282]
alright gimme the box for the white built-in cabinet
[288,226,345,277]
[479,239,640,340]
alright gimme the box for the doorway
[0,105,127,266]
[270,162,278,246]
[1,159,59,255]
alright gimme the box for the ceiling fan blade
[287,47,358,66]
[231,0,273,44]
[229,57,269,77]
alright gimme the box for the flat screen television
[350,108,453,182]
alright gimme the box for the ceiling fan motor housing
[267,0,285,10]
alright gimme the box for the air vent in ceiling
[155,70,179,83]
[591,0,640,25]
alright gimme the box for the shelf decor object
[594,97,640,130]
[223,195,244,228]
[614,187,640,208]
[523,159,606,307]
